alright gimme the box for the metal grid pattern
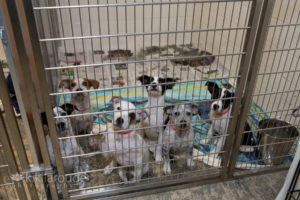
[33,0,254,197]
[232,0,300,173]
[20,0,298,198]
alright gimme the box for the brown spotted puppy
[59,78,99,152]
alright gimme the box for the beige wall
[56,0,195,56]
[253,0,300,122]
[42,0,300,122]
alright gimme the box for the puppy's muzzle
[179,120,188,129]
[150,84,158,91]
[213,104,219,111]
[76,88,85,97]
[115,117,124,127]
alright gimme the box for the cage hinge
[10,165,54,181]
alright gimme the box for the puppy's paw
[130,177,141,183]
[118,170,128,183]
[104,165,114,176]
[155,154,162,162]
[163,162,171,175]
[187,159,195,168]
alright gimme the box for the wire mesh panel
[32,0,256,198]
[0,144,19,200]
[232,0,300,174]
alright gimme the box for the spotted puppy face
[138,75,177,97]
[53,103,74,136]
[110,96,137,130]
[59,78,99,100]
[206,81,234,113]
[164,104,198,129]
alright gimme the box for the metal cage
[0,0,299,199]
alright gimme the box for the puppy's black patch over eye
[71,82,76,88]
[174,112,180,116]
[186,112,191,116]
[117,107,120,110]
[82,81,88,86]
[129,112,136,120]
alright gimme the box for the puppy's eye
[82,81,88,86]
[61,112,67,116]
[71,82,76,88]
[186,112,191,116]
[117,107,120,110]
[174,112,180,116]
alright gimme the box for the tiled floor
[130,171,287,200]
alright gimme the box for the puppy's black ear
[225,91,235,102]
[60,103,74,115]
[138,75,152,85]
[129,112,136,124]
[164,105,175,115]
[164,78,177,90]
[205,81,220,99]
[40,112,48,126]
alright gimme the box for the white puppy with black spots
[42,104,89,190]
[162,104,198,174]
[138,75,177,162]
[201,81,258,153]
[101,96,149,182]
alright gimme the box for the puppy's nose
[57,122,65,130]
[151,84,157,89]
[213,104,219,111]
[116,117,124,125]
[76,88,83,91]
[180,120,187,128]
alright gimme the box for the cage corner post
[223,0,277,179]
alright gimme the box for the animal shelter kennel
[0,0,299,199]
